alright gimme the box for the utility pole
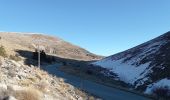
[80,68,84,91]
[80,78,83,91]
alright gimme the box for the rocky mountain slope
[0,57,94,100]
[0,32,101,100]
[0,32,102,61]
[93,31,170,95]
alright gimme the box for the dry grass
[27,76,39,83]
[74,89,87,99]
[0,58,3,80]
[0,57,3,66]
[19,79,33,87]
[0,86,42,100]
[36,80,50,93]
[14,88,41,100]
[35,72,44,80]
[34,68,49,80]
[88,96,95,100]
[0,32,102,61]
[9,55,22,61]
[0,46,7,57]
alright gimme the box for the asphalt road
[42,64,151,100]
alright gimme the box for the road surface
[42,64,151,100]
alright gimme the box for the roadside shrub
[0,46,7,57]
[9,55,22,61]
[152,86,170,99]
[32,50,55,63]
[32,49,47,61]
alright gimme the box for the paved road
[42,64,151,100]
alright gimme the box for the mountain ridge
[93,31,170,95]
[0,32,103,61]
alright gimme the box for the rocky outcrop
[0,57,88,100]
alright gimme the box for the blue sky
[0,0,170,56]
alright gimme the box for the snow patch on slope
[93,39,167,85]
[93,58,150,84]
[145,78,170,94]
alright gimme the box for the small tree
[32,50,47,62]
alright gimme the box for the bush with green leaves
[0,46,7,57]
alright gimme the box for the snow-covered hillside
[93,31,170,94]
[94,58,151,84]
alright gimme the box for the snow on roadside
[145,78,170,94]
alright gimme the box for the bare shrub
[19,79,33,87]
[37,80,49,93]
[0,46,7,57]
[152,86,170,99]
[14,88,41,100]
[9,55,22,61]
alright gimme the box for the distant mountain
[93,31,170,94]
[0,32,102,61]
